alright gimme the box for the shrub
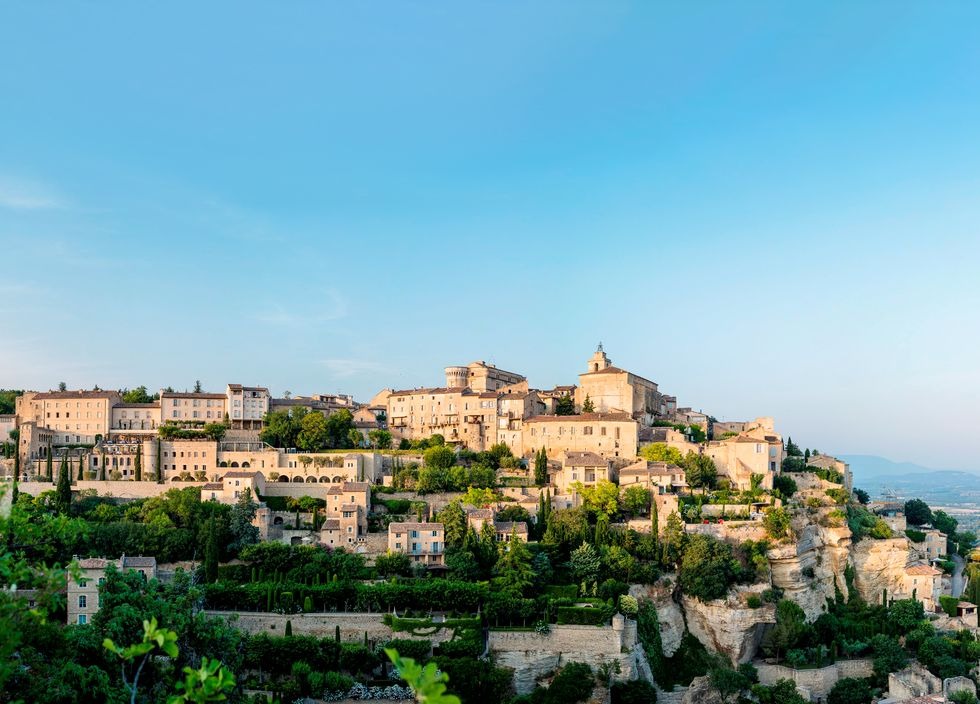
[905,528,926,543]
[825,488,849,505]
[548,662,595,703]
[772,474,797,498]
[678,534,743,601]
[747,595,762,609]
[761,588,783,603]
[763,508,791,540]
[556,605,612,626]
[827,677,873,704]
[610,679,657,704]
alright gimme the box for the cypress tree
[335,625,340,642]
[99,451,106,481]
[651,497,659,539]
[13,448,19,482]
[134,444,142,481]
[77,453,84,481]
[45,444,53,482]
[204,515,219,583]
[266,585,272,612]
[11,472,18,506]
[55,454,72,514]
[284,620,292,637]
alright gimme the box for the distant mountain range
[839,454,980,505]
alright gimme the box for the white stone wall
[756,659,873,702]
[204,610,453,644]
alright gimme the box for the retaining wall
[756,659,873,701]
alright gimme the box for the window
[79,579,88,588]
[78,595,87,608]
[78,614,87,625]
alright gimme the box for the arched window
[278,475,290,483]
[292,476,304,483]
[306,476,317,483]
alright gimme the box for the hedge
[556,605,613,626]
[543,585,578,599]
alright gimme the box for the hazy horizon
[2,3,980,469]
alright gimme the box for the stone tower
[587,343,612,373]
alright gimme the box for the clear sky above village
[1,3,979,469]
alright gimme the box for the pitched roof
[221,471,261,479]
[76,557,111,569]
[389,522,444,531]
[121,556,157,568]
[115,402,161,409]
[620,460,682,476]
[161,392,226,400]
[495,521,529,534]
[340,504,359,512]
[562,451,608,466]
[342,482,370,492]
[321,519,341,530]
[202,483,223,490]
[905,564,942,576]
[35,390,117,400]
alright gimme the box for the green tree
[763,507,791,540]
[640,443,684,464]
[203,515,219,583]
[621,485,651,517]
[376,550,412,577]
[661,511,686,567]
[423,445,455,470]
[555,394,575,415]
[534,447,549,486]
[785,437,802,456]
[569,542,601,583]
[870,634,907,682]
[45,443,53,482]
[853,488,870,505]
[772,474,797,498]
[683,451,717,493]
[904,498,932,526]
[77,452,85,481]
[493,530,534,594]
[55,454,72,515]
[888,598,925,634]
[581,395,595,413]
[462,486,495,508]
[325,408,357,448]
[121,386,156,404]
[297,412,329,451]
[678,534,741,602]
[228,488,260,553]
[436,500,467,548]
[761,599,806,662]
[827,677,872,704]
[134,444,142,481]
[932,509,958,536]
[368,429,392,449]
[572,479,620,517]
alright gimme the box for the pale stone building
[618,459,687,495]
[110,402,161,434]
[388,522,445,567]
[323,481,371,544]
[703,425,782,491]
[202,470,266,503]
[807,452,853,492]
[387,386,499,450]
[465,507,529,542]
[16,390,119,446]
[524,412,638,460]
[160,391,227,423]
[554,451,614,495]
[67,555,157,624]
[574,345,671,423]
[226,384,270,430]
[443,361,525,393]
[902,564,942,612]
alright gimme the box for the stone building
[388,522,445,567]
[16,390,120,446]
[703,423,782,491]
[159,391,227,423]
[574,345,673,423]
[67,555,157,624]
[443,361,525,393]
[618,459,687,496]
[902,564,943,612]
[226,384,270,430]
[524,412,638,460]
[110,402,161,434]
[554,451,614,495]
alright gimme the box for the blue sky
[1,3,979,468]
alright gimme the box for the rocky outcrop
[850,537,910,605]
[680,587,776,664]
[768,510,852,620]
[630,578,684,657]
[680,676,723,704]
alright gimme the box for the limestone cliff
[629,578,685,657]
[768,509,852,620]
[681,586,777,664]
[850,536,911,605]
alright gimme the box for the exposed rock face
[680,676,723,704]
[630,578,685,657]
[888,663,942,700]
[680,587,776,664]
[850,537,910,605]
[768,510,852,620]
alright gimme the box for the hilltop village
[1,347,979,704]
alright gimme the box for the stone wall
[684,521,768,543]
[850,537,910,605]
[756,659,873,702]
[204,610,453,645]
[489,621,644,695]
[19,480,202,499]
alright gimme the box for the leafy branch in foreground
[104,616,235,704]
[385,648,461,704]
